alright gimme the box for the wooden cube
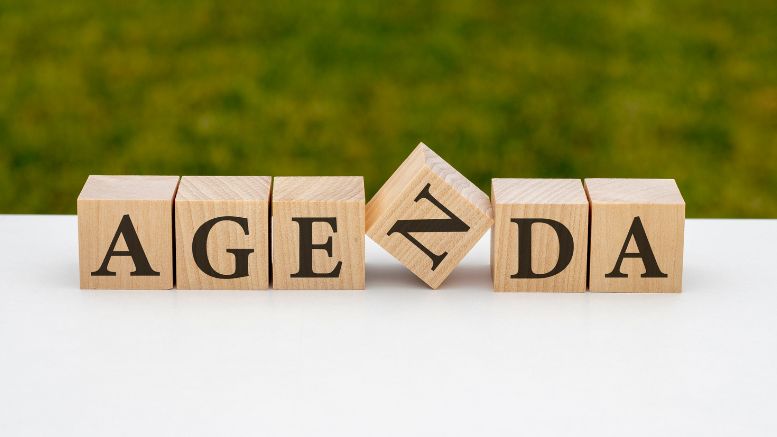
[366,143,493,289]
[77,175,180,289]
[175,176,271,290]
[272,176,365,290]
[585,178,685,293]
[491,179,589,292]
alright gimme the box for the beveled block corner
[491,178,589,292]
[585,178,685,293]
[272,176,365,290]
[175,176,271,290]
[77,175,180,290]
[366,143,493,289]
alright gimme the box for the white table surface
[1,216,776,436]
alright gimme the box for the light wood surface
[272,176,365,290]
[175,176,271,290]
[585,178,685,293]
[366,143,493,289]
[77,175,179,289]
[491,179,589,292]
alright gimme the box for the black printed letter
[511,218,574,279]
[91,214,159,277]
[606,216,667,278]
[387,183,470,271]
[291,217,342,278]
[192,216,253,279]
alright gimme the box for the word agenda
[77,143,685,292]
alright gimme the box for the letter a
[91,214,160,277]
[606,216,668,278]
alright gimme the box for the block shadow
[366,262,492,291]
[366,263,428,290]
[442,264,492,291]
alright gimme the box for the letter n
[387,183,470,271]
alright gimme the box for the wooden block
[490,179,589,292]
[174,176,271,290]
[77,175,180,290]
[366,143,493,289]
[585,178,685,293]
[272,176,365,290]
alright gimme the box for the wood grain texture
[272,176,365,290]
[491,179,589,292]
[77,175,179,289]
[585,178,685,293]
[366,143,493,289]
[175,176,271,290]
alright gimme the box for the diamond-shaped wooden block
[366,143,493,289]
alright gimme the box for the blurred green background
[1,0,775,216]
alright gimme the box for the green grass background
[1,0,775,216]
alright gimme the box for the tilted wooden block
[366,143,493,289]
[77,175,180,289]
[585,178,685,293]
[491,179,589,292]
[175,176,271,290]
[272,176,365,290]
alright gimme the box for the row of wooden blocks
[78,143,685,292]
